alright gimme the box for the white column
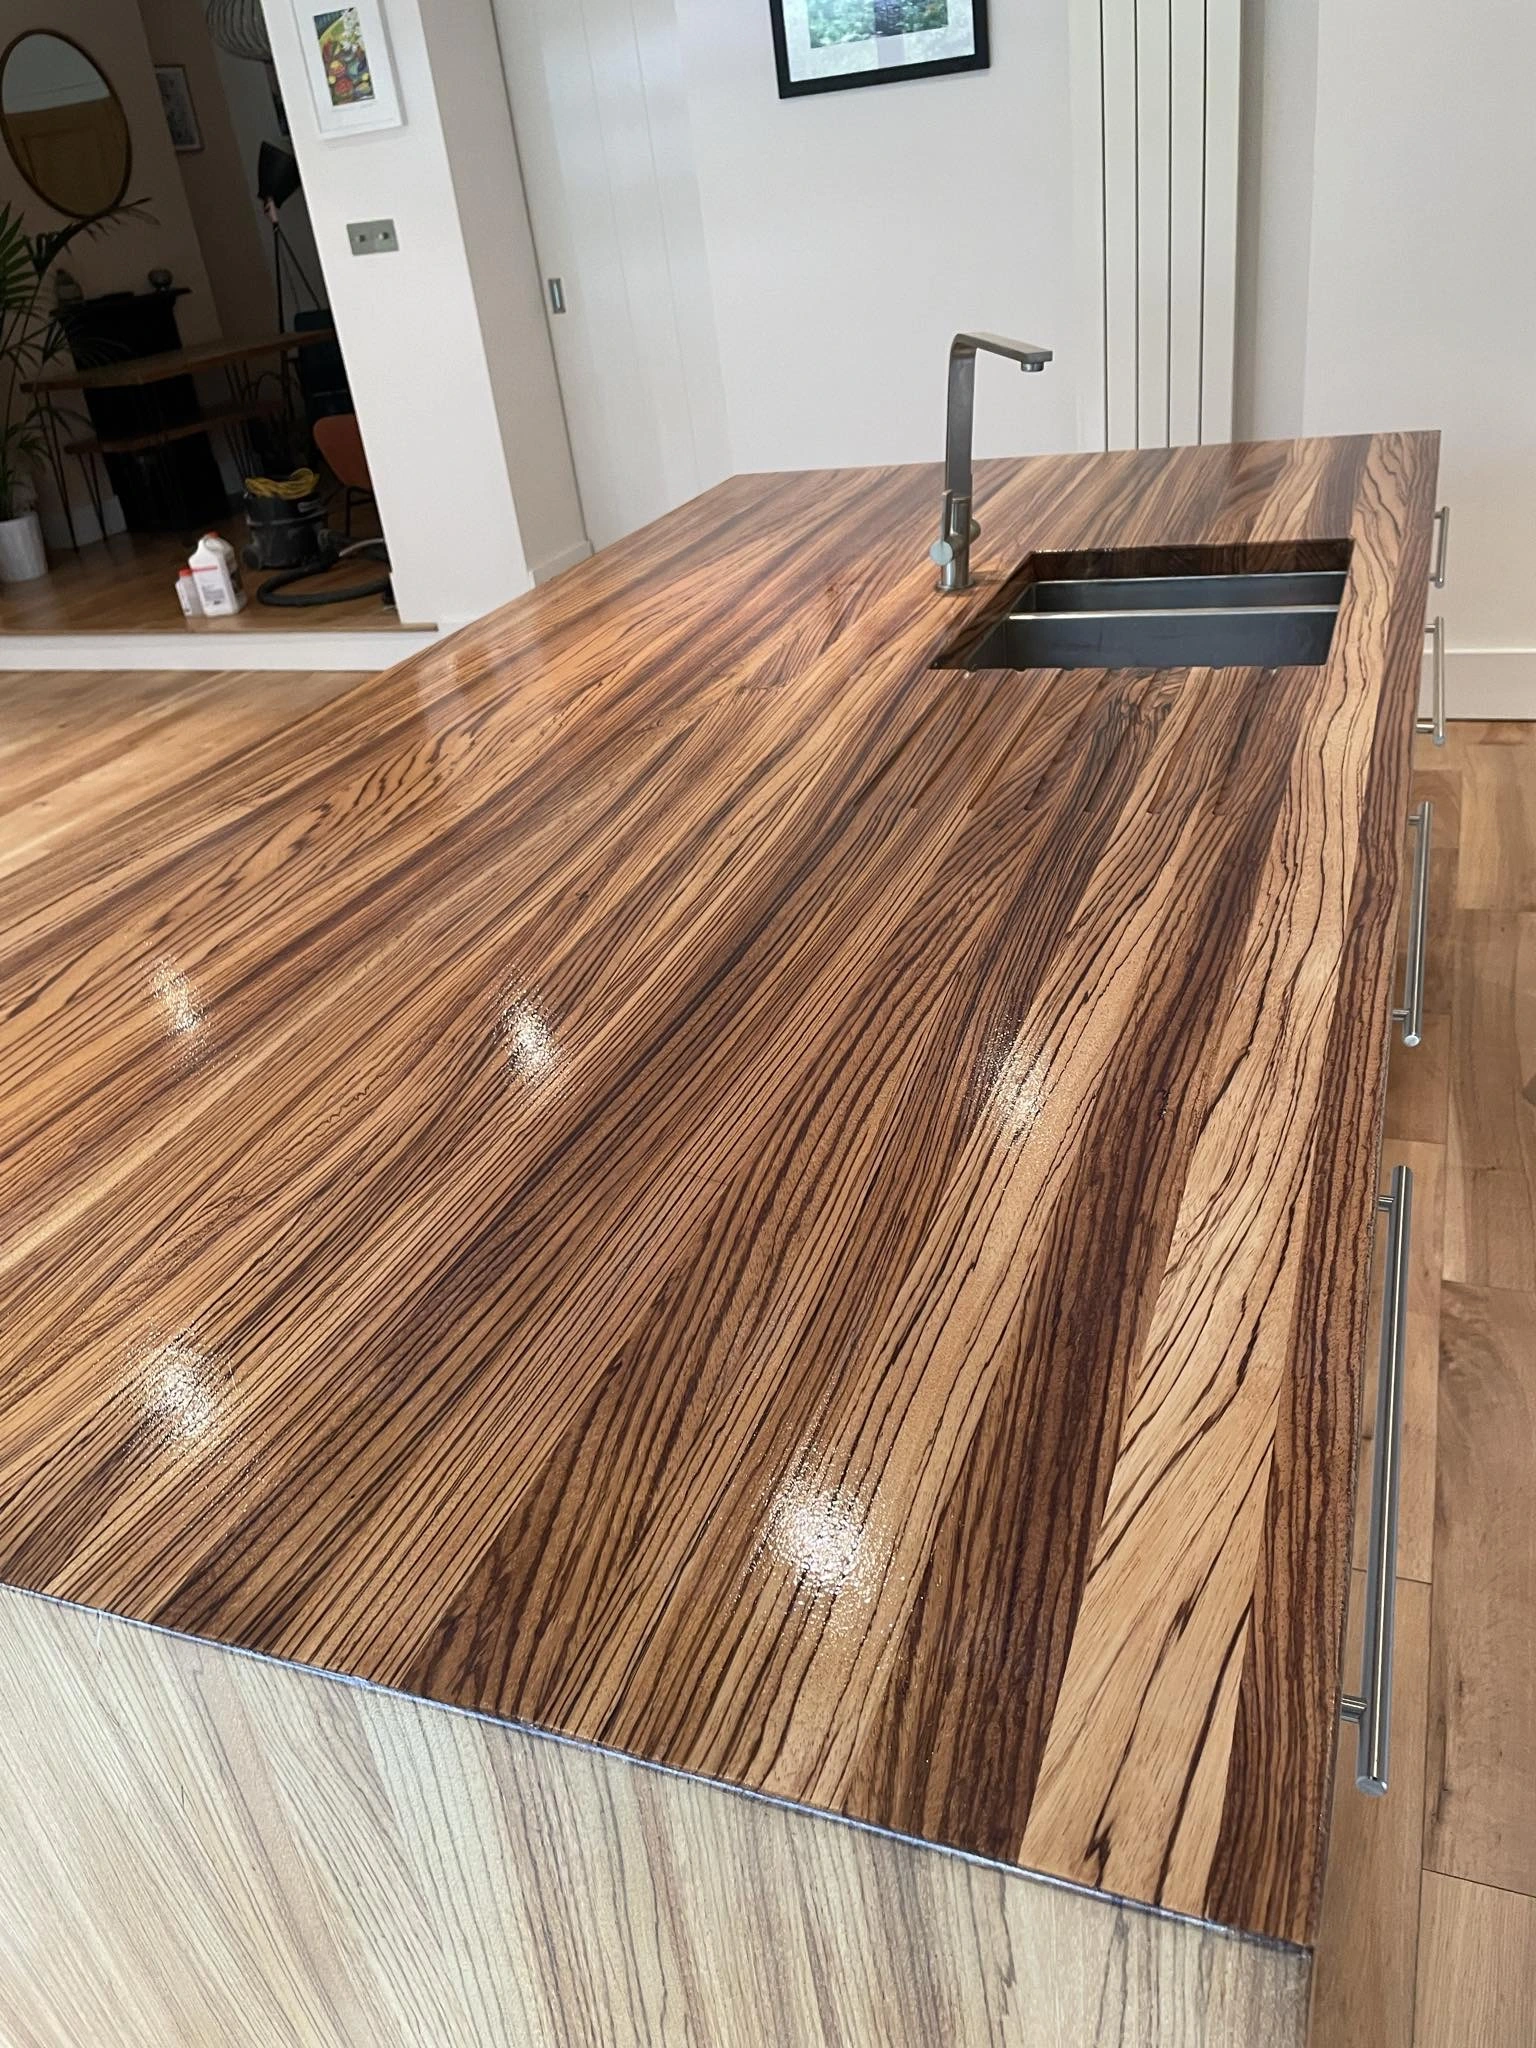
[258,0,587,627]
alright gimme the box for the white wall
[0,0,218,327]
[1233,0,1536,711]
[137,0,273,340]
[211,43,325,317]
[257,0,585,627]
[420,0,588,582]
[258,0,1074,618]
[1299,0,1536,710]
[671,0,1079,473]
[490,0,730,551]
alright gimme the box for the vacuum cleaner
[241,468,393,609]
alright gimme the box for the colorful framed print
[292,0,403,136]
[769,0,989,97]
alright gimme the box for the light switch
[347,218,399,256]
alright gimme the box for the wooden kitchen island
[0,433,1439,2045]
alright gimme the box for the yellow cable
[243,467,320,499]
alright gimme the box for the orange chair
[311,412,373,535]
[256,415,391,609]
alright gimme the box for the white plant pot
[0,509,48,582]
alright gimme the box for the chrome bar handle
[1416,617,1446,748]
[1430,504,1451,588]
[1341,1165,1413,1796]
[1391,801,1433,1048]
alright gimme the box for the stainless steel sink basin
[952,569,1346,672]
[1024,570,1345,613]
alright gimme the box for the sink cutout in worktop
[936,539,1355,674]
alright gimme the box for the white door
[490,0,728,551]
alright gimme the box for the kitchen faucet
[931,332,1053,592]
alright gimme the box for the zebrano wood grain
[0,667,372,877]
[0,436,1438,1954]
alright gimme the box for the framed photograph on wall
[291,1,403,135]
[154,64,202,152]
[769,0,989,97]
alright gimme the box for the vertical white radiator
[1069,0,1242,451]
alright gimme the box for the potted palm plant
[0,198,147,581]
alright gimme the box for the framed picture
[291,0,403,136]
[154,64,202,153]
[769,0,989,97]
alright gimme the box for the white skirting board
[0,630,438,672]
[532,537,596,583]
[1441,648,1536,721]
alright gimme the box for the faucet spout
[932,331,1052,592]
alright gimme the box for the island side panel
[0,1587,1306,2048]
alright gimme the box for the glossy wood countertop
[0,434,1438,1951]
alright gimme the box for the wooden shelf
[63,396,284,460]
[25,326,336,395]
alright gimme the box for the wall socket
[347,218,399,256]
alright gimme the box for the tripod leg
[275,226,322,309]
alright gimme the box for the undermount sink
[940,551,1351,673]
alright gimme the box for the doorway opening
[0,1,414,639]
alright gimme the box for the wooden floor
[1313,720,1536,2045]
[0,522,411,634]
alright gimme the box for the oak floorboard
[1414,1872,1536,2047]
[1456,721,1531,744]
[1311,1574,1430,2048]
[0,523,413,634]
[1456,735,1536,911]
[1352,1142,1442,1585]
[1385,1010,1450,1146]
[1409,762,1462,854]
[1420,844,1461,1020]
[1444,913,1536,1293]
[1425,1283,1536,1895]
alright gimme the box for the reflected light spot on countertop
[501,992,557,1082]
[760,1460,892,1623]
[989,1030,1052,1144]
[152,960,204,1038]
[136,1328,223,1448]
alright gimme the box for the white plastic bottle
[175,566,204,618]
[189,532,247,616]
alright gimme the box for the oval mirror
[0,32,131,219]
